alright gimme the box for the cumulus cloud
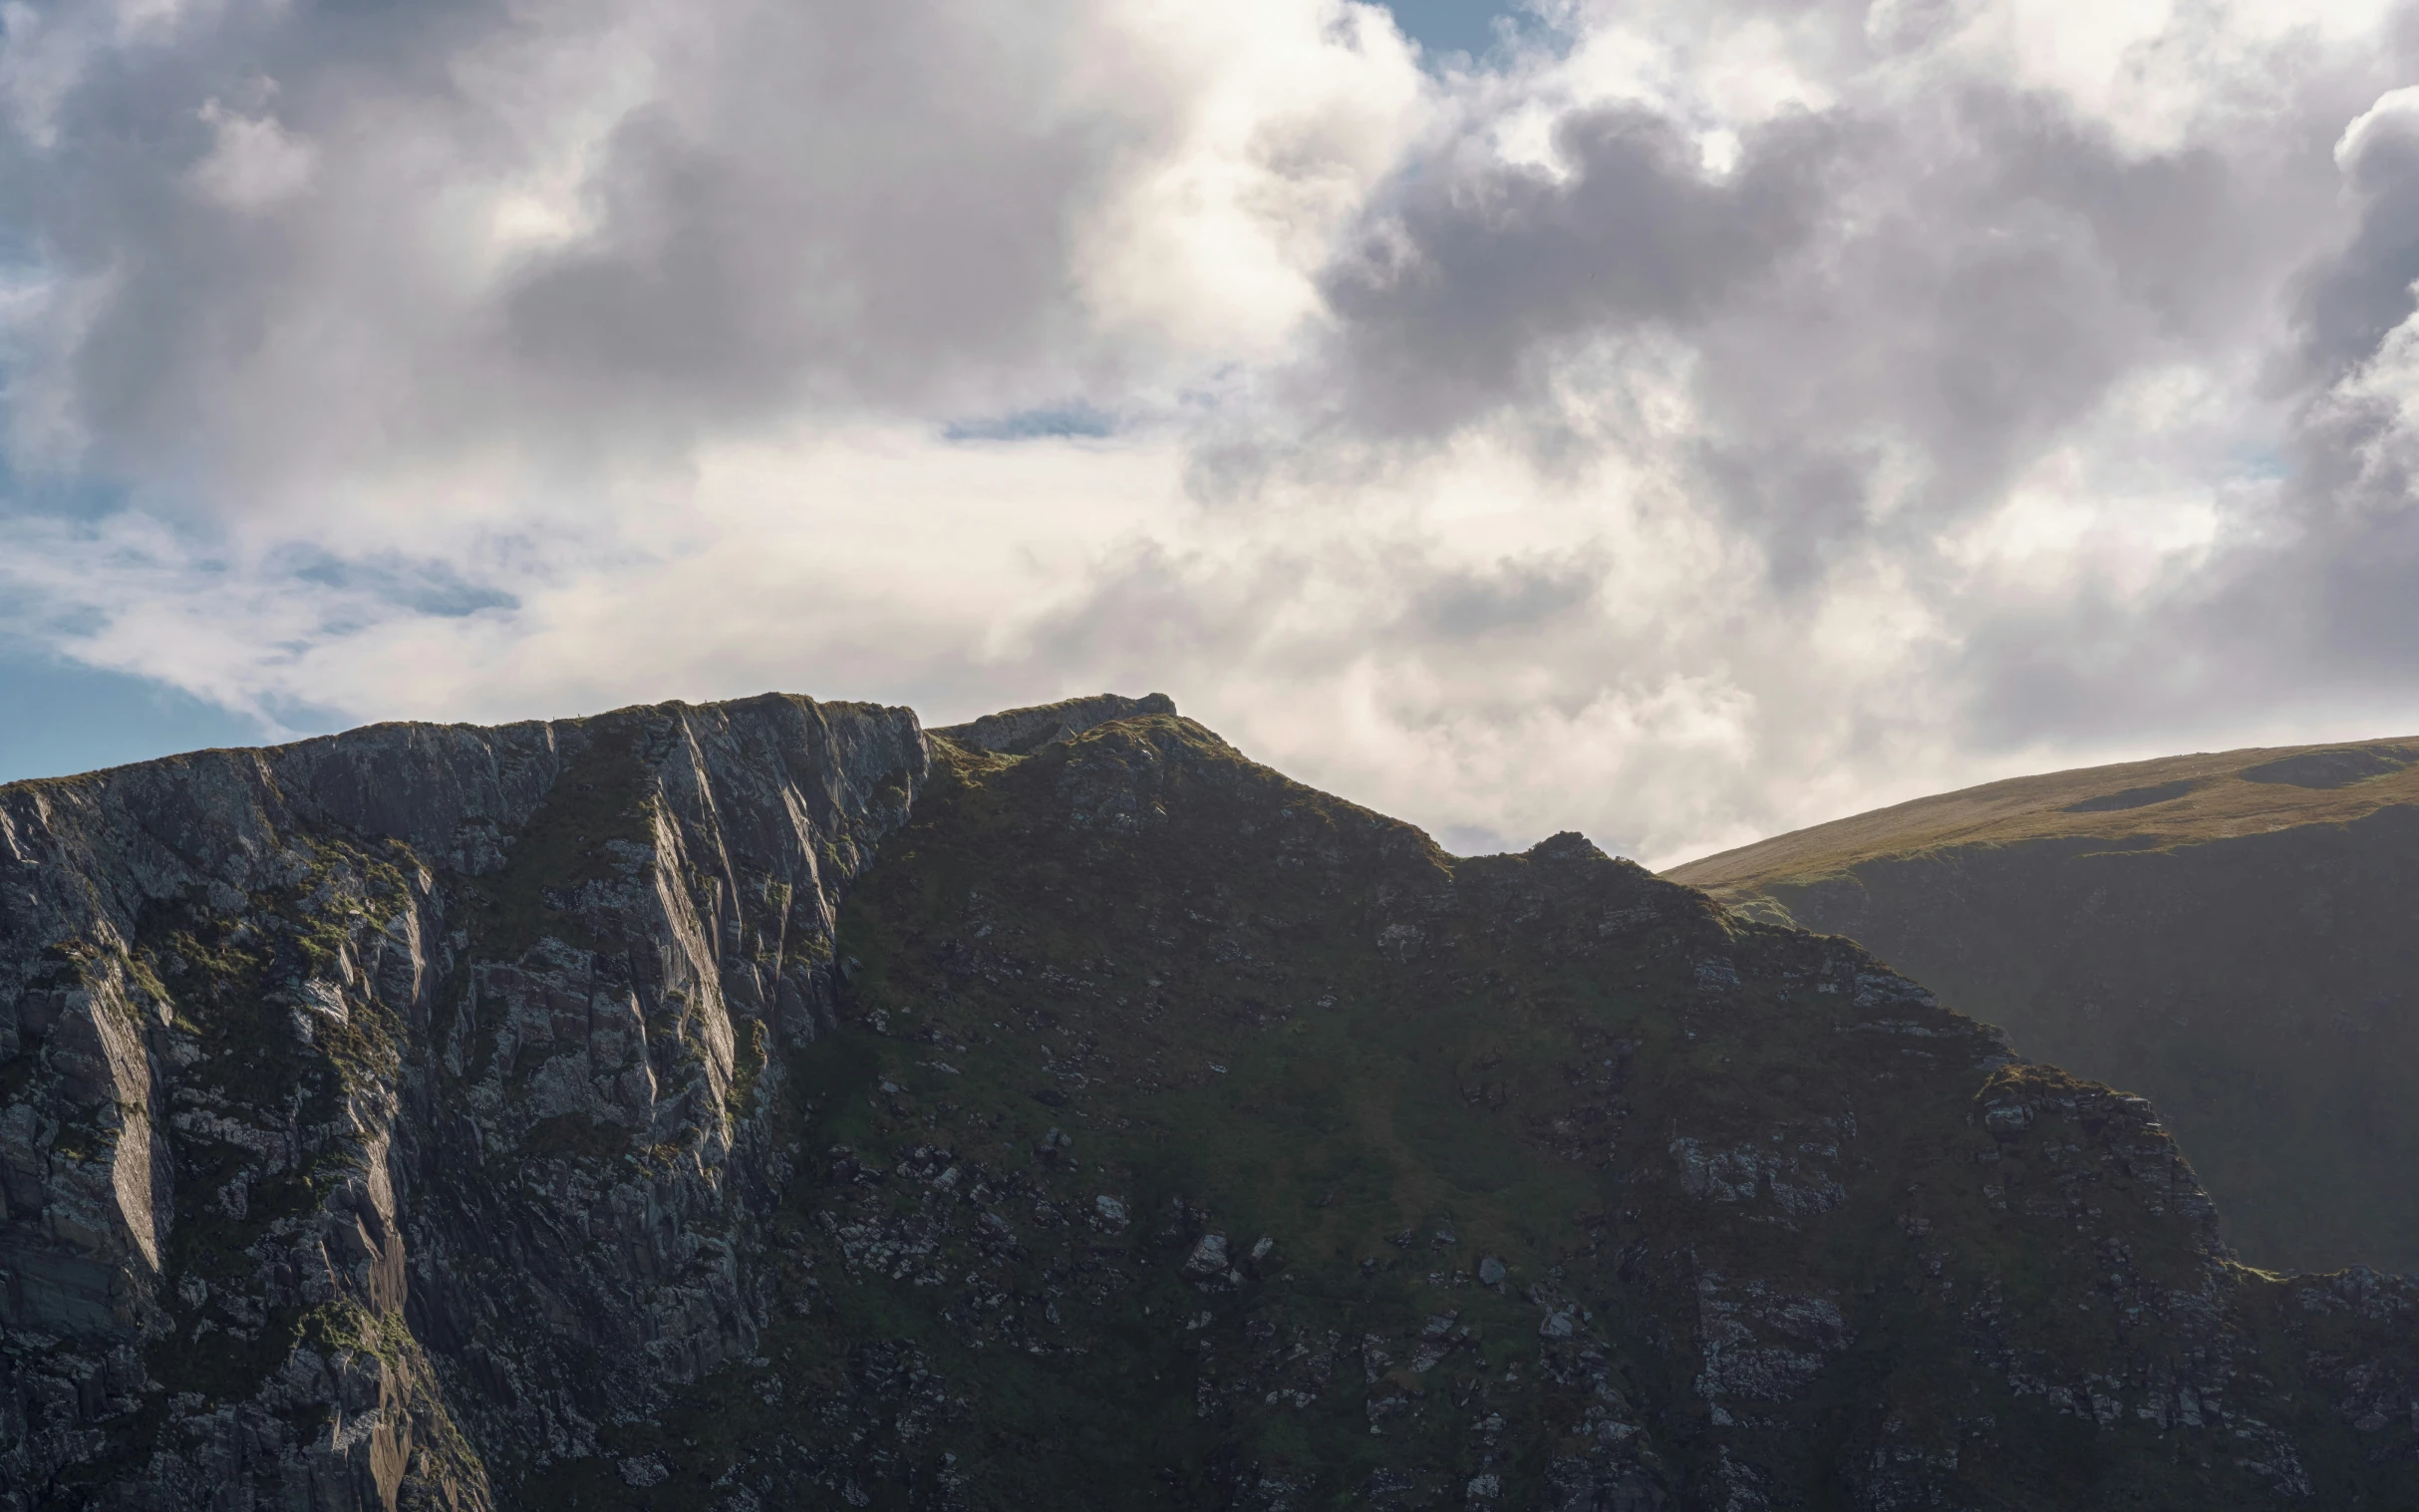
[5,0,2419,865]
[2296,84,2419,382]
[1940,55,2419,756]
[1308,104,1838,440]
[189,96,316,208]
[0,0,1424,506]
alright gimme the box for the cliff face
[659,715,2419,1511]
[1665,741,2419,1273]
[0,695,927,1509]
[5,701,2417,1509]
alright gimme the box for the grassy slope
[1667,737,2419,896]
[1663,739,2419,1273]
[525,715,2419,1510]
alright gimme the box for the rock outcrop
[930,693,1174,756]
[5,698,2417,1508]
[0,695,925,1508]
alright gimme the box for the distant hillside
[1667,737,2419,1273]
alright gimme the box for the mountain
[4,697,2415,1509]
[1665,739,2419,1275]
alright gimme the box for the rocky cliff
[5,701,2416,1508]
[0,695,927,1508]
[1665,740,2419,1273]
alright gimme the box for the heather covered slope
[1665,740,2419,1272]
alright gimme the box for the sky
[3,0,2419,868]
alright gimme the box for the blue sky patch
[1385,0,1522,64]
[0,644,293,783]
[279,545,520,619]
[943,402,1120,443]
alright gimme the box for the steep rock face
[551,715,2418,1509]
[8,700,2419,1509]
[0,695,925,1508]
[1665,746,2419,1272]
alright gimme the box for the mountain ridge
[2,696,2414,1508]
[1668,736,2419,896]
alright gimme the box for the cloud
[1940,70,2419,753]
[189,96,316,208]
[5,0,2419,868]
[1400,550,1604,641]
[1307,104,1839,440]
[0,0,1426,507]
[2294,85,2419,382]
[1250,57,2347,568]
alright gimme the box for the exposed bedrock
[0,695,925,1508]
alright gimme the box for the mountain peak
[931,691,1178,756]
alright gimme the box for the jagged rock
[931,693,1175,756]
[4,695,2417,1509]
[0,695,923,1509]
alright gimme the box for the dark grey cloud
[0,0,1134,506]
[1268,77,2343,563]
[495,4,1102,423]
[2291,91,2419,383]
[5,0,512,465]
[1311,105,1840,437]
[2158,362,2419,716]
[1946,73,2419,752]
[1399,552,1601,640]
[1680,87,2312,584]
[1163,11,2419,782]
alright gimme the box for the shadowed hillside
[1667,738,2419,1273]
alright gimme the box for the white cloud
[4,0,2419,867]
[190,97,316,207]
[2337,84,2419,170]
[1069,0,1428,357]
